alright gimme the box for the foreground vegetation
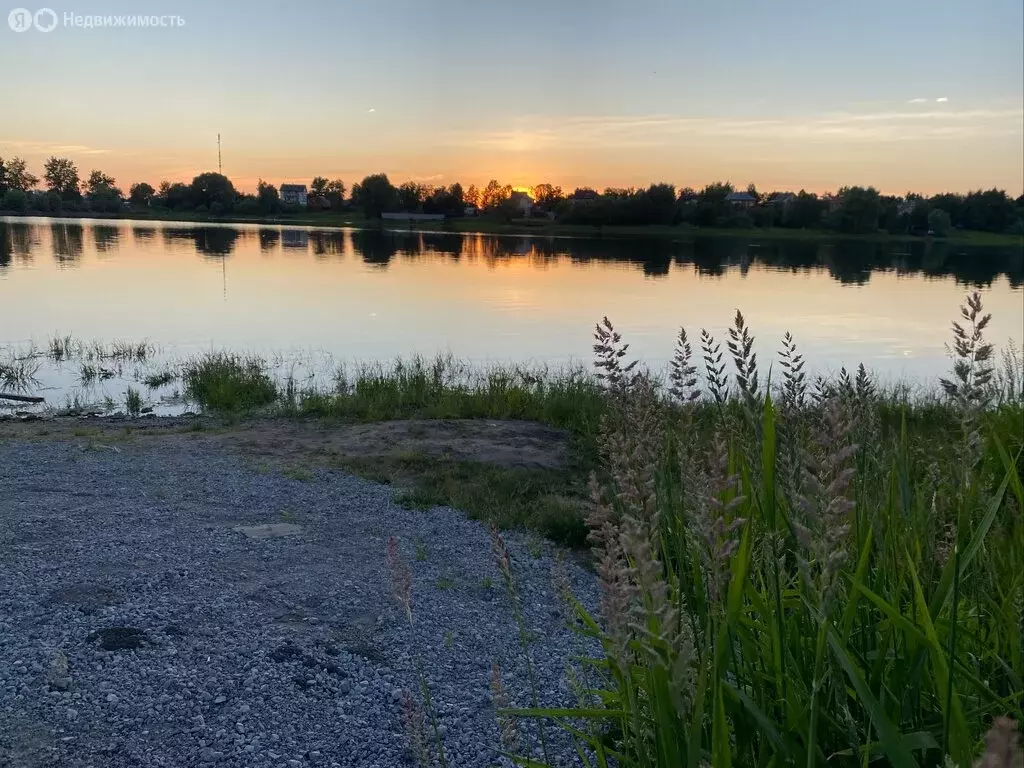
[176,297,1024,766]
[486,296,1022,767]
[3,291,1022,764]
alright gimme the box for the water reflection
[259,229,280,253]
[92,225,120,253]
[51,222,84,265]
[0,218,1020,287]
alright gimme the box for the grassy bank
[5,292,1024,764]
[6,208,1022,246]
[176,296,1024,765]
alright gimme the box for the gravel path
[0,435,598,767]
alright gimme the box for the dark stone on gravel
[89,627,149,651]
[0,435,599,767]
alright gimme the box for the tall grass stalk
[501,291,1024,767]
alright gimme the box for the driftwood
[0,393,44,404]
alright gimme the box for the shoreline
[4,209,1022,247]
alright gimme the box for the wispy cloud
[450,106,1023,151]
[0,140,111,155]
[936,97,949,103]
[908,98,928,104]
[367,108,376,113]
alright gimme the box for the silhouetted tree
[351,173,398,218]
[129,182,155,206]
[44,157,81,199]
[324,179,345,209]
[1,156,38,192]
[189,172,235,212]
[256,179,280,214]
[831,187,882,234]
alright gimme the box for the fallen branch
[0,393,45,404]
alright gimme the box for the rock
[106,693,120,704]
[89,626,148,651]
[232,523,303,540]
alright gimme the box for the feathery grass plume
[385,538,448,767]
[941,291,995,487]
[837,366,854,398]
[668,327,700,405]
[974,717,1023,768]
[550,550,575,628]
[490,662,520,752]
[490,526,550,763]
[993,340,1023,405]
[593,316,638,395]
[401,691,431,767]
[726,309,759,404]
[387,535,413,622]
[700,328,729,406]
[942,291,995,406]
[687,430,746,607]
[793,397,858,606]
[778,331,807,412]
[809,373,831,406]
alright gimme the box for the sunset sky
[2,0,1022,195]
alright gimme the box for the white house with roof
[280,184,308,207]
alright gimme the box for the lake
[1,216,1021,412]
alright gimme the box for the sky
[2,0,1022,195]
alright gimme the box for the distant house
[678,190,700,205]
[767,192,796,207]
[463,205,478,217]
[822,194,843,212]
[568,188,600,202]
[509,191,534,217]
[725,191,757,208]
[280,184,308,207]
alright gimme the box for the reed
[499,291,1024,767]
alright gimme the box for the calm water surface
[1,216,1021,408]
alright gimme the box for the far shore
[4,208,1023,247]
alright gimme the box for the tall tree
[532,183,564,212]
[256,179,280,214]
[44,157,81,199]
[832,186,883,234]
[189,172,236,212]
[397,182,424,212]
[84,169,117,197]
[129,182,155,206]
[464,184,480,207]
[479,179,512,210]
[351,173,397,218]
[1,157,38,192]
[310,176,329,197]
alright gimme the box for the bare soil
[0,415,571,471]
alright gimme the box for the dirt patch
[207,418,570,471]
[0,416,570,472]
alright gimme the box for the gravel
[0,435,599,767]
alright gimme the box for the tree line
[1,154,1022,236]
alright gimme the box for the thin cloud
[908,98,928,104]
[451,107,1023,151]
[367,108,376,113]
[936,97,949,103]
[0,140,111,155]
